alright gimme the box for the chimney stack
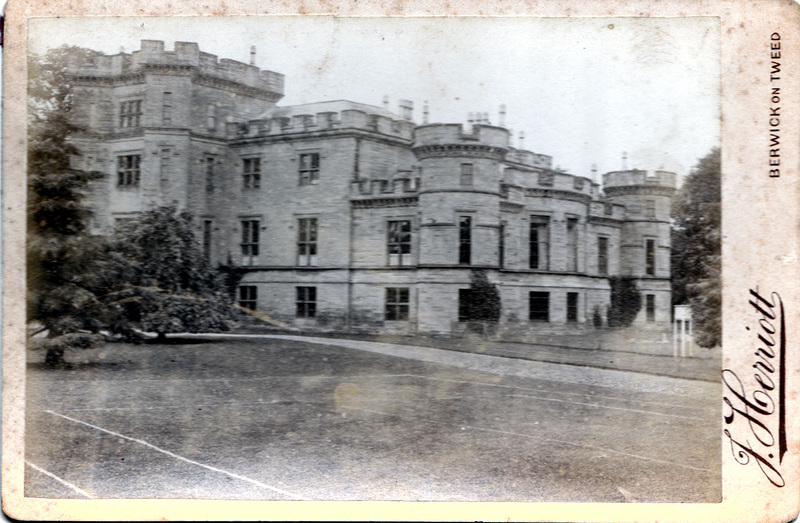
[250,46,257,66]
[519,131,525,150]
[398,99,413,120]
[382,95,390,109]
[622,151,628,170]
[422,103,429,124]
[499,104,506,127]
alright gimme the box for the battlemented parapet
[228,109,415,141]
[505,148,553,169]
[66,40,284,99]
[228,101,415,141]
[412,123,509,159]
[602,169,677,194]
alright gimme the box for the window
[387,220,412,266]
[297,218,318,266]
[243,158,261,189]
[529,216,549,269]
[238,286,257,311]
[159,148,171,188]
[162,92,172,125]
[458,289,474,322]
[499,222,506,269]
[241,220,260,259]
[203,220,212,260]
[567,292,579,323]
[119,100,142,128]
[646,294,656,322]
[385,288,410,321]
[645,200,656,218]
[529,292,550,321]
[645,239,656,275]
[458,216,472,265]
[116,155,141,187]
[206,104,216,130]
[296,287,317,318]
[566,218,579,272]
[299,153,320,185]
[597,236,609,275]
[205,156,215,193]
[460,163,473,186]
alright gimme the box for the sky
[29,16,720,183]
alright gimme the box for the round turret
[602,169,676,326]
[412,124,509,267]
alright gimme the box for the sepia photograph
[17,15,728,505]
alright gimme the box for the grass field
[24,336,721,502]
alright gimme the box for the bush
[607,276,642,328]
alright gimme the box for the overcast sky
[30,16,719,182]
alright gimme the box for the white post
[673,318,678,358]
[681,317,687,357]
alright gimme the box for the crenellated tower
[603,169,677,324]
[412,124,509,267]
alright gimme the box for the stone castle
[66,40,676,338]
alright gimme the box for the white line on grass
[25,461,95,499]
[403,374,709,413]
[504,393,707,421]
[44,410,309,500]
[342,406,712,473]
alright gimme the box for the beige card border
[4,1,800,521]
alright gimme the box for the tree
[463,269,501,332]
[111,206,236,340]
[607,276,642,328]
[671,148,721,347]
[27,45,113,365]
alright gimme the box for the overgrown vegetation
[607,276,642,328]
[112,206,236,340]
[27,45,117,365]
[27,46,236,365]
[671,148,721,347]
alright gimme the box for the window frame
[162,92,172,125]
[566,292,579,323]
[645,199,656,218]
[205,156,216,193]
[206,104,216,130]
[458,288,474,323]
[529,291,550,322]
[597,236,609,276]
[645,238,656,276]
[385,287,410,321]
[387,220,412,266]
[297,217,318,266]
[460,163,474,186]
[296,286,317,318]
[499,221,506,269]
[119,99,142,128]
[458,215,472,265]
[238,286,257,311]
[116,154,141,187]
[566,217,579,272]
[529,215,550,270]
[242,157,262,190]
[298,152,320,186]
[646,294,656,322]
[240,219,260,258]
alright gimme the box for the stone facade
[69,41,676,338]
